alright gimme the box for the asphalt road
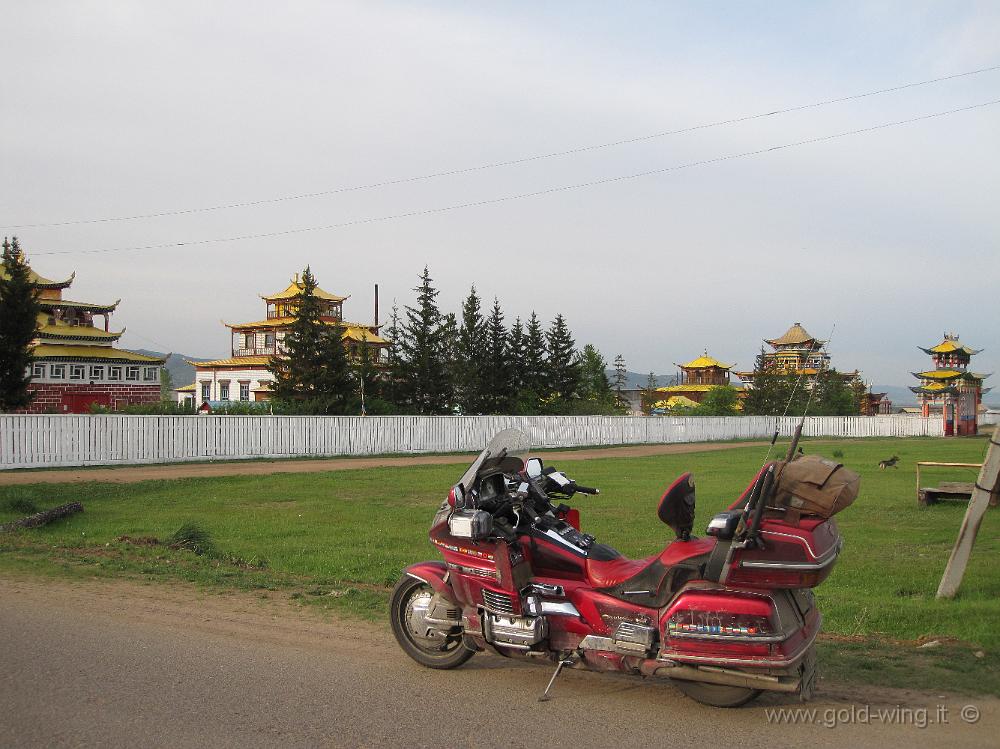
[0,576,994,748]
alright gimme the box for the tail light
[663,591,780,643]
[667,610,776,640]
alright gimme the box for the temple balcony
[233,346,279,358]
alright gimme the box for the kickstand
[538,657,575,702]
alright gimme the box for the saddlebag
[770,455,859,522]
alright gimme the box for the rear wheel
[390,575,474,670]
[672,679,762,708]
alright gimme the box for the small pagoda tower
[190,273,388,404]
[653,351,741,410]
[4,262,166,413]
[910,333,990,436]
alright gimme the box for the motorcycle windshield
[457,428,531,493]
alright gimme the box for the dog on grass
[878,455,900,469]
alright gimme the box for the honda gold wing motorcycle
[390,428,855,708]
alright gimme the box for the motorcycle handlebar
[572,484,600,496]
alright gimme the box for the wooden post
[936,435,1000,599]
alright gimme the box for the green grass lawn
[2,436,997,694]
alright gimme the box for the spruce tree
[481,298,512,413]
[0,237,41,412]
[522,311,548,405]
[545,313,580,405]
[577,344,617,413]
[381,302,404,408]
[508,316,526,400]
[613,354,628,394]
[269,266,355,414]
[455,286,486,414]
[396,266,452,414]
[641,371,659,413]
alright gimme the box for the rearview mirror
[525,458,543,479]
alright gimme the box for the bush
[167,523,216,556]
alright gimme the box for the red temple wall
[20,383,161,414]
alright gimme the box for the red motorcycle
[390,428,850,707]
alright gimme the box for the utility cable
[31,98,1000,257]
[5,64,999,230]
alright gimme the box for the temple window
[239,382,250,401]
[51,365,66,379]
[126,366,140,381]
[244,333,254,349]
[70,365,85,380]
[265,333,275,348]
[143,367,157,381]
[219,381,230,401]
[109,367,122,381]
[32,363,45,378]
[200,382,211,401]
[90,366,104,380]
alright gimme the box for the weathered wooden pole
[936,434,1000,599]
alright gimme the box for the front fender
[403,561,457,603]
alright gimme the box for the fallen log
[0,502,84,532]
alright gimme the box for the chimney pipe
[374,283,379,327]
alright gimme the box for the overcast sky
[2,1,998,387]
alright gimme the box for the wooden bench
[916,462,997,507]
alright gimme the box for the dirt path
[0,574,993,748]
[0,440,780,485]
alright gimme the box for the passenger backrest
[658,473,696,540]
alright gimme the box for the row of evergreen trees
[270,266,621,416]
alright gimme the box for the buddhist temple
[6,262,165,413]
[910,333,990,436]
[652,351,742,410]
[735,322,860,390]
[190,273,388,403]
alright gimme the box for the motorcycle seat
[586,537,715,603]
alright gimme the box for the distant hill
[871,385,918,408]
[605,370,679,389]
[135,350,212,389]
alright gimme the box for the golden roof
[31,344,164,363]
[262,277,348,303]
[37,322,123,342]
[0,265,75,288]
[920,337,981,356]
[192,356,273,368]
[38,298,120,313]
[653,395,700,410]
[679,351,731,370]
[175,383,197,392]
[766,322,823,348]
[227,317,379,332]
[341,327,388,344]
[913,370,963,381]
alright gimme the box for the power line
[5,64,1000,231]
[31,98,1000,257]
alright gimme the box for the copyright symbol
[961,705,980,724]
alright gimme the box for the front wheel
[672,679,762,708]
[390,575,474,669]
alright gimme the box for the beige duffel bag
[770,454,860,521]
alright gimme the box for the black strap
[703,540,731,582]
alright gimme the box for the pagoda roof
[679,351,731,370]
[653,395,700,410]
[31,343,164,363]
[766,322,823,348]
[39,298,120,313]
[227,317,378,331]
[919,335,982,356]
[910,382,956,395]
[341,327,388,345]
[37,323,124,343]
[912,370,964,381]
[0,264,75,289]
[657,383,743,393]
[174,383,197,392]
[262,277,348,303]
[192,356,273,368]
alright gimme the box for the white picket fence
[0,414,943,470]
